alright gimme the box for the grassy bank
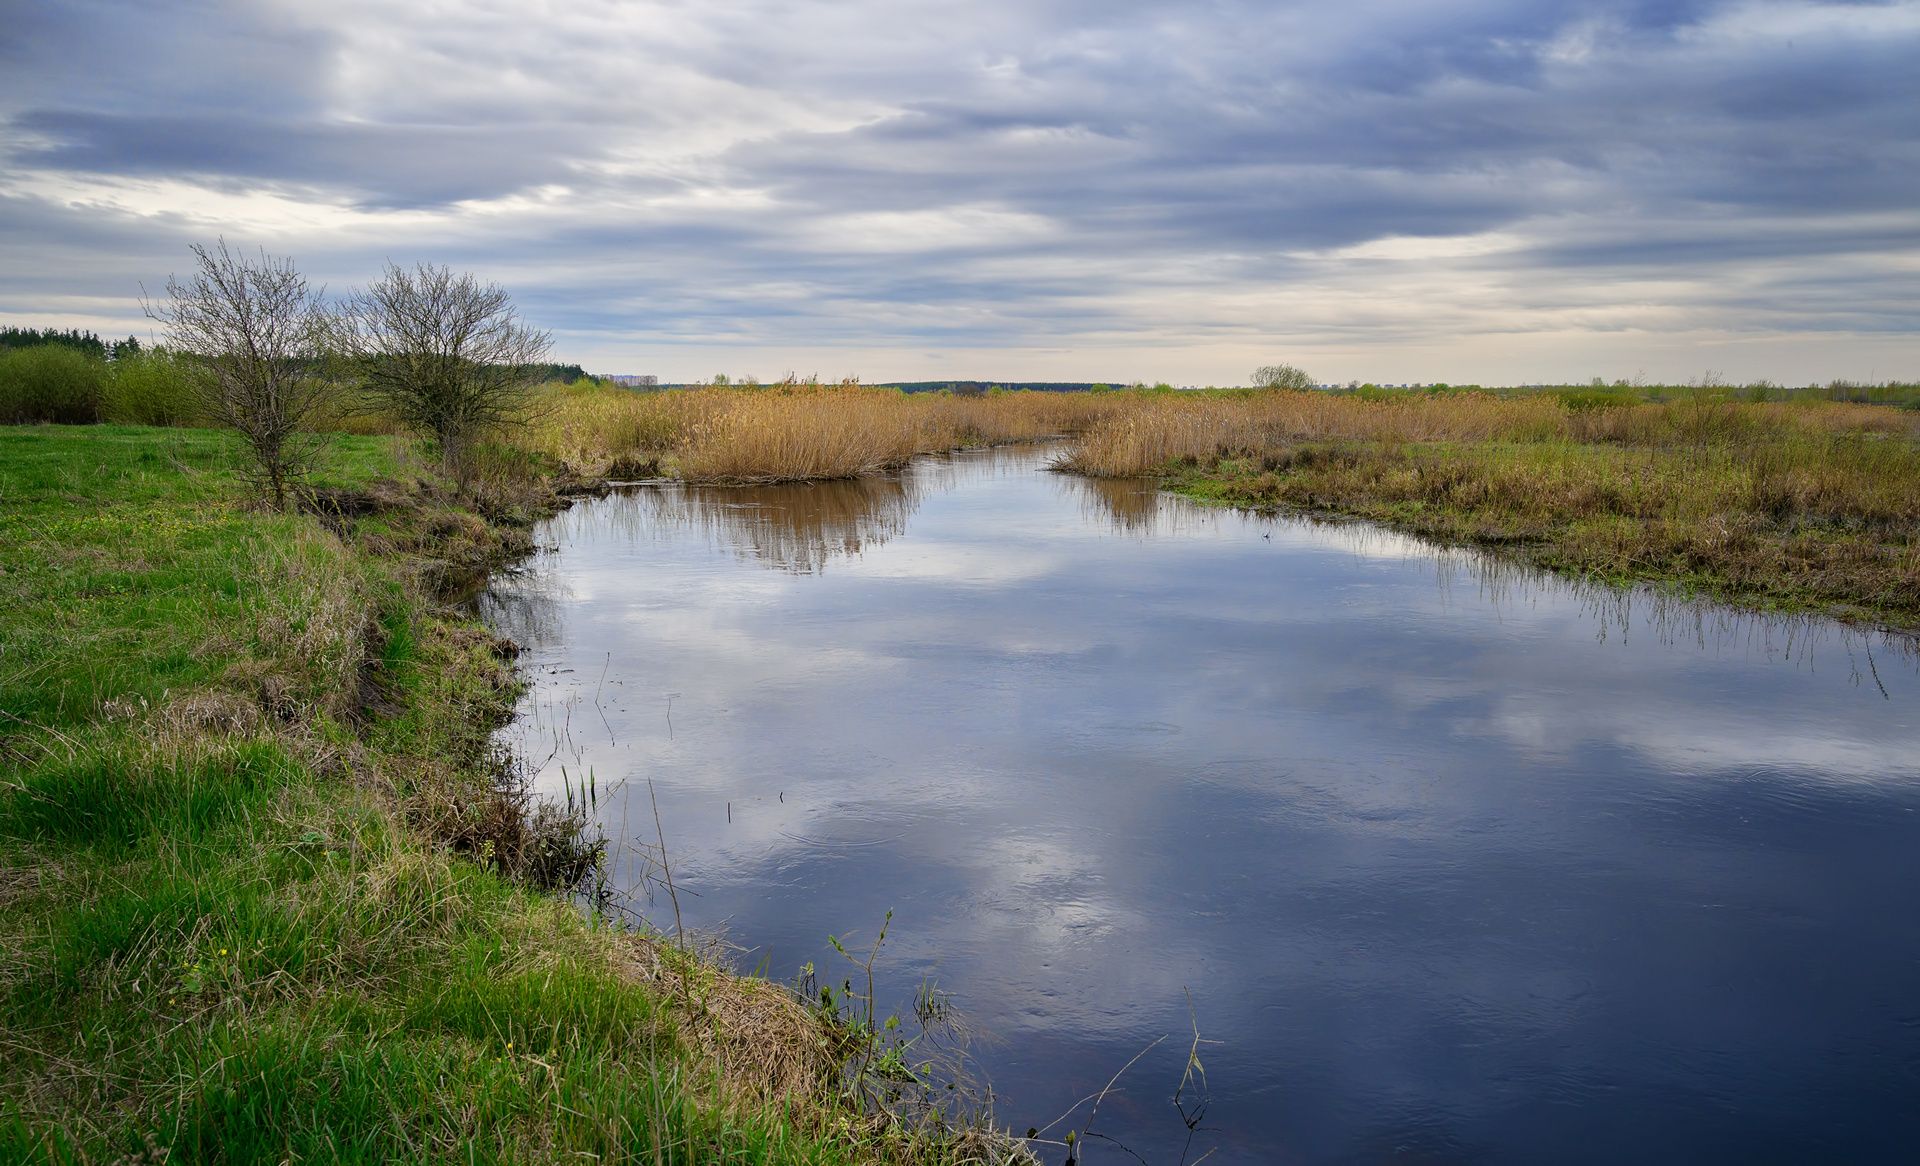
[1057,392,1920,627]
[0,425,1020,1164]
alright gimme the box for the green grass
[0,425,1017,1165]
[0,427,399,730]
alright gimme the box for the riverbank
[0,425,1022,1164]
[1055,393,1920,629]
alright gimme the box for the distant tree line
[0,324,580,387]
[1,326,144,362]
[522,362,592,384]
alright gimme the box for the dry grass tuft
[155,689,266,738]
[620,933,840,1105]
[233,526,371,721]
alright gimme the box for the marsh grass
[523,381,1117,483]
[0,425,1034,1165]
[1058,392,1920,624]
[678,384,930,482]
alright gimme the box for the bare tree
[143,240,332,508]
[1253,363,1313,390]
[334,263,551,479]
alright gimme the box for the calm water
[481,446,1920,1164]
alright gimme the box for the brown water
[480,446,1920,1164]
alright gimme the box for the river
[480,445,1920,1163]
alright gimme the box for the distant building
[606,374,659,387]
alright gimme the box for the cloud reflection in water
[484,446,1920,1164]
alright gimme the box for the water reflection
[486,447,1920,1164]
[1069,474,1166,534]
[551,474,921,575]
[1069,468,1916,674]
[474,565,569,650]
[1432,549,1917,677]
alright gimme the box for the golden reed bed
[527,381,1119,482]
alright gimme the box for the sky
[2,0,1917,385]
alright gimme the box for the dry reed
[1060,392,1920,478]
[525,380,1119,482]
[678,383,930,482]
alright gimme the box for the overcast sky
[3,0,1917,383]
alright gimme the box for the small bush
[101,349,202,426]
[1253,363,1313,390]
[0,344,104,424]
[1557,389,1638,412]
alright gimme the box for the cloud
[1,0,1916,381]
[12,111,605,209]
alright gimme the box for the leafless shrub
[335,263,552,482]
[143,240,334,508]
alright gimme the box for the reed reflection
[1421,539,1918,678]
[599,474,920,575]
[1068,474,1167,534]
[1067,465,1918,678]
